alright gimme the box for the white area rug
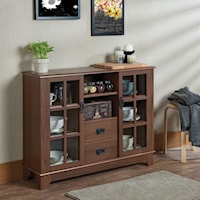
[166,146,200,161]
[66,171,200,200]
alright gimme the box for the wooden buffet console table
[23,64,155,189]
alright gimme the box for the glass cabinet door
[50,139,64,166]
[49,77,83,167]
[50,81,64,107]
[120,72,148,155]
[50,81,65,138]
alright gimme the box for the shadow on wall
[18,45,33,72]
[2,45,34,162]
[147,4,200,134]
[127,0,200,55]
[3,73,23,162]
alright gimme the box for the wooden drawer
[84,117,117,143]
[84,139,118,164]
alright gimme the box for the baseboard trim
[0,160,23,185]
[154,131,192,152]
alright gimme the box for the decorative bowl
[50,116,64,131]
[50,150,63,164]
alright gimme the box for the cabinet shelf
[84,91,117,98]
[50,134,64,139]
[122,95,147,102]
[135,121,147,126]
[123,96,134,102]
[50,105,63,111]
[50,133,63,138]
[66,132,80,137]
[123,120,147,128]
[135,95,147,100]
[66,103,79,109]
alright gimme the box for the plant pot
[33,59,49,73]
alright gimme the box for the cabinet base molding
[24,152,154,190]
[0,160,23,185]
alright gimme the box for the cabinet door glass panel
[66,109,79,134]
[136,126,146,149]
[136,100,146,122]
[136,74,146,96]
[122,76,134,96]
[66,81,79,105]
[67,137,79,163]
[50,82,64,106]
[50,139,64,166]
[50,110,64,136]
[122,102,135,122]
[123,128,134,151]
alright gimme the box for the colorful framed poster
[91,0,124,36]
[35,0,80,20]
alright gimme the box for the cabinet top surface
[22,64,155,78]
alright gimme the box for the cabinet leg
[23,168,31,180]
[36,175,51,190]
[146,154,154,166]
[23,168,51,189]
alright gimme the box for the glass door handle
[80,100,84,112]
[119,96,124,108]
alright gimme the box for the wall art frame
[91,0,124,36]
[35,0,80,20]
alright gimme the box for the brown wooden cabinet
[23,65,155,189]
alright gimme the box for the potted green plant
[28,41,54,73]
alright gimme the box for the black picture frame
[35,0,80,20]
[91,0,124,36]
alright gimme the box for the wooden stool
[163,103,193,163]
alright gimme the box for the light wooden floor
[0,152,200,200]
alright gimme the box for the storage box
[84,100,112,120]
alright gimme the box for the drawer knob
[96,148,105,155]
[96,128,105,135]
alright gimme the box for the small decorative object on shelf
[123,80,134,96]
[84,83,89,94]
[84,80,114,94]
[96,81,105,93]
[88,82,97,93]
[50,93,57,106]
[123,44,135,63]
[105,80,114,92]
[84,100,112,120]
[114,50,124,63]
[127,54,136,64]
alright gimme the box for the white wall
[1,0,200,163]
